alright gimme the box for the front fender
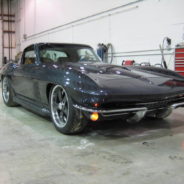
[61,69,106,108]
[0,63,15,79]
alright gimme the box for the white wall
[15,0,184,70]
[0,21,2,67]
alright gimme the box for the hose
[105,43,114,64]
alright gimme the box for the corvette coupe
[1,43,184,134]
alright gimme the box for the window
[23,46,36,65]
[77,48,97,61]
[40,49,69,63]
[39,44,100,64]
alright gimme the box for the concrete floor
[0,93,184,184]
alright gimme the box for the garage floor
[0,93,184,184]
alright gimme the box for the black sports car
[1,43,184,134]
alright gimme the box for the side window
[23,47,36,65]
[78,48,96,61]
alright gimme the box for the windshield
[39,44,101,63]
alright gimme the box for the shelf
[3,20,15,23]
[3,46,16,49]
[175,60,184,62]
[175,57,184,60]
[175,63,184,68]
[0,14,15,17]
[3,30,15,34]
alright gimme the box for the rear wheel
[49,85,88,134]
[2,76,17,106]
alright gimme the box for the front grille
[102,96,184,110]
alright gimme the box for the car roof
[26,42,92,49]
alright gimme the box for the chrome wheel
[2,77,10,103]
[50,85,69,128]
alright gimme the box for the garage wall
[15,0,184,70]
[0,20,2,67]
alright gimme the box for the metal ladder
[0,0,15,66]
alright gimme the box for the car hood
[66,62,159,78]
[66,62,184,97]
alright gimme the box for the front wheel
[2,76,17,106]
[49,85,88,134]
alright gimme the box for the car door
[12,45,41,103]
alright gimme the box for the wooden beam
[3,46,16,49]
[3,20,15,23]
[3,30,15,34]
[0,13,15,17]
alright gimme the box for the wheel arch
[1,74,11,81]
[46,83,54,103]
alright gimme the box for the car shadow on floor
[81,116,184,142]
[4,104,184,142]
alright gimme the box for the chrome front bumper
[171,102,184,109]
[74,102,184,118]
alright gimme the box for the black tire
[49,85,88,134]
[2,76,17,107]
[146,108,172,119]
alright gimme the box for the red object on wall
[122,60,135,66]
[175,47,184,76]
